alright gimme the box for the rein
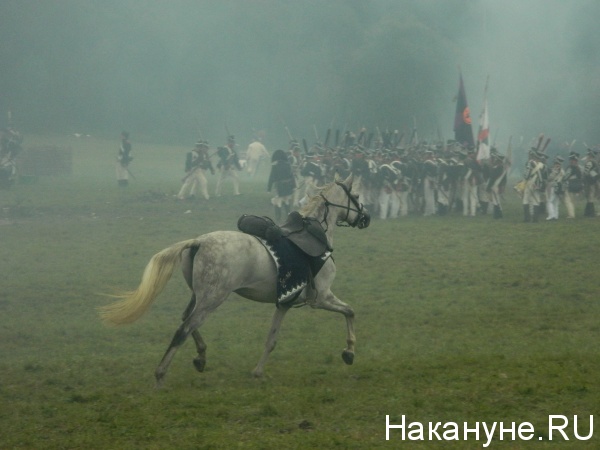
[319,181,369,229]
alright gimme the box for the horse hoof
[193,357,206,372]
[342,350,354,365]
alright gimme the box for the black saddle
[237,211,331,257]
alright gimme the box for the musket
[125,166,136,180]
[313,124,320,143]
[225,122,232,142]
[505,135,513,170]
[409,125,417,146]
[393,130,401,147]
[357,128,365,145]
[541,137,551,153]
[285,126,293,141]
[534,133,544,152]
[376,126,383,145]
[324,129,331,148]
[411,117,418,144]
[280,117,294,141]
[302,138,309,154]
[181,169,195,183]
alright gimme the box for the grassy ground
[0,135,599,449]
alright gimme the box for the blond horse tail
[98,238,201,326]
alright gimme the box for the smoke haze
[1,0,599,151]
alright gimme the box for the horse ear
[343,173,354,189]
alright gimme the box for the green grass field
[1,135,599,449]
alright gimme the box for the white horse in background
[99,174,370,387]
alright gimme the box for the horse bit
[320,181,371,229]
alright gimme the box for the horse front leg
[252,305,291,377]
[312,290,356,365]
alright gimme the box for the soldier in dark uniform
[486,152,507,219]
[0,126,22,189]
[215,135,242,196]
[435,156,452,215]
[267,149,296,222]
[299,153,323,204]
[389,159,410,217]
[462,149,482,216]
[116,131,132,187]
[583,149,599,217]
[563,153,583,219]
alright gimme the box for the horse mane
[299,182,335,218]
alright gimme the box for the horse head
[322,174,370,229]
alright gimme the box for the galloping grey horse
[99,174,370,386]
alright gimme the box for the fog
[1,0,599,151]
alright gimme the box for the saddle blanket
[253,236,331,306]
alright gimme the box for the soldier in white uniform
[116,131,132,187]
[377,163,400,219]
[215,135,242,197]
[563,153,583,219]
[461,150,482,217]
[422,150,438,216]
[522,150,546,222]
[245,137,269,178]
[177,140,214,200]
[545,156,564,220]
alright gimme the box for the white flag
[476,98,490,161]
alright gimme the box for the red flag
[453,73,474,149]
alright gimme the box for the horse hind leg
[191,330,207,372]
[155,308,209,388]
[180,294,207,373]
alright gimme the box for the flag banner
[476,98,490,160]
[453,73,475,149]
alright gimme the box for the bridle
[319,181,370,229]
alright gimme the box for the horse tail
[98,238,202,326]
